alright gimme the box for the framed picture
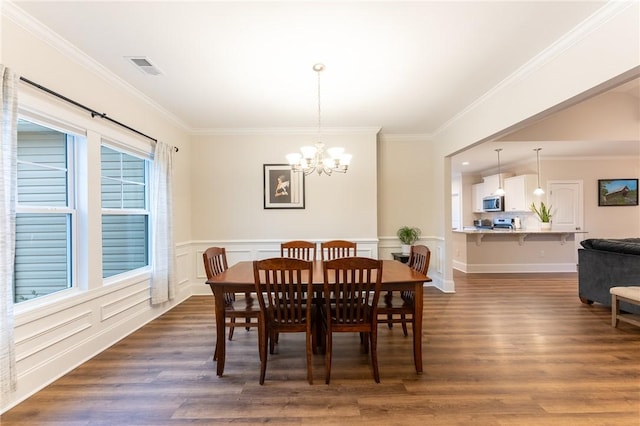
[263,164,305,209]
[598,178,638,206]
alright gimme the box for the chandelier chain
[317,66,322,138]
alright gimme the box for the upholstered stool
[610,286,640,328]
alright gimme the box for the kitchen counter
[452,229,587,273]
[453,228,587,246]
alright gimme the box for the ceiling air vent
[125,56,163,76]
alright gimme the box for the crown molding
[3,1,190,132]
[433,0,637,138]
[189,126,382,136]
[378,133,433,143]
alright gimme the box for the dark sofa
[578,238,640,314]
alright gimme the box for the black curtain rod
[19,76,178,152]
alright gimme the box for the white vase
[401,244,411,255]
[540,222,551,231]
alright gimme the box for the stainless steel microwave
[482,195,504,212]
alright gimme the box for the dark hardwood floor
[2,271,640,425]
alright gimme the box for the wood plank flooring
[3,271,640,425]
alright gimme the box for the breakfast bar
[452,229,588,273]
[455,228,584,246]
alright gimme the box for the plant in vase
[397,226,421,254]
[530,201,552,230]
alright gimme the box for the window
[15,120,75,302]
[101,145,149,278]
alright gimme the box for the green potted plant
[397,226,421,254]
[530,201,552,230]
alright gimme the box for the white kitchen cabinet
[472,183,484,213]
[482,173,513,197]
[504,174,538,212]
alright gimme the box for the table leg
[413,282,423,374]
[214,287,226,376]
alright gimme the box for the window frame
[100,142,151,280]
[14,119,81,304]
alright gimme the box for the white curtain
[150,140,176,304]
[1,65,18,396]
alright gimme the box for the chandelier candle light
[286,64,352,176]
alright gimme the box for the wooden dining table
[206,259,431,376]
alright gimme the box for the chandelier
[286,63,352,176]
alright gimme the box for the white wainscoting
[5,270,192,413]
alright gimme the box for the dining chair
[377,245,430,336]
[319,240,358,341]
[253,257,315,384]
[203,247,261,361]
[281,240,316,261]
[322,256,383,383]
[320,240,357,261]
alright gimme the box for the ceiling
[9,1,639,171]
[450,77,640,175]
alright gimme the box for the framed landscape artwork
[598,178,638,206]
[263,164,305,209]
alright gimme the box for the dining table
[206,259,432,376]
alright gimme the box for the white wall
[376,135,445,282]
[190,130,379,241]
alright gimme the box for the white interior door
[548,180,583,231]
[548,180,584,260]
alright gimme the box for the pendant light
[533,148,545,195]
[495,148,505,196]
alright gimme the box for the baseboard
[455,262,578,273]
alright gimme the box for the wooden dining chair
[319,240,358,336]
[203,247,261,361]
[281,240,316,261]
[377,245,430,336]
[253,257,315,384]
[320,240,357,261]
[322,257,383,383]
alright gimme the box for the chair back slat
[281,240,316,261]
[320,240,357,261]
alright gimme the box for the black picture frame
[263,164,305,209]
[598,178,638,206]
